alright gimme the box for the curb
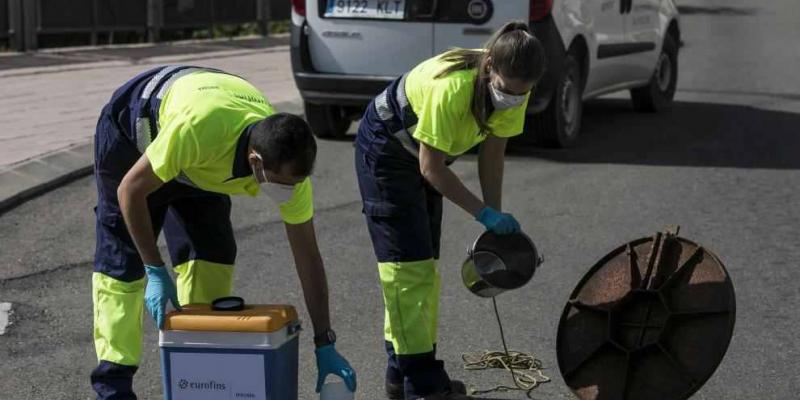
[0,100,303,216]
[0,142,93,215]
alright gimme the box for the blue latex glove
[315,344,357,393]
[476,206,521,234]
[144,264,181,329]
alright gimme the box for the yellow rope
[462,297,551,398]
[462,350,551,398]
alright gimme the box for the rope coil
[462,297,550,398]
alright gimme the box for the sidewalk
[0,35,302,213]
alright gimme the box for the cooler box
[159,303,301,400]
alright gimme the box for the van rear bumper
[294,72,394,106]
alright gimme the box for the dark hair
[249,113,317,177]
[435,21,547,135]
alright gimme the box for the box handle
[288,321,303,336]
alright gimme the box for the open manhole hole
[557,228,735,400]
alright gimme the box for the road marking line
[0,302,12,335]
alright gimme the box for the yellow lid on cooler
[164,303,298,333]
[159,301,302,399]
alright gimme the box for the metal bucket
[461,231,543,297]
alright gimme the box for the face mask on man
[489,82,528,110]
[252,153,296,205]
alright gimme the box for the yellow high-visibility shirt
[145,70,313,225]
[404,52,529,156]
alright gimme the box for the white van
[290,0,680,147]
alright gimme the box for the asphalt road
[1,0,799,399]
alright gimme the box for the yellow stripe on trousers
[174,259,234,305]
[92,260,233,366]
[379,259,441,355]
[92,273,145,366]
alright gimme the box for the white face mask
[489,82,528,110]
[252,155,296,205]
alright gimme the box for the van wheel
[631,34,678,112]
[304,102,350,138]
[531,54,583,148]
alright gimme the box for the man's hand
[315,344,357,392]
[285,220,355,392]
[144,264,181,329]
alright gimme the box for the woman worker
[354,21,547,400]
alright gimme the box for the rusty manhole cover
[557,228,735,400]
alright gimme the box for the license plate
[324,0,406,20]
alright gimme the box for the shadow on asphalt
[508,99,800,170]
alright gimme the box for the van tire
[304,102,350,138]
[631,34,678,112]
[531,54,583,148]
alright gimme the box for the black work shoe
[385,380,467,399]
[385,380,404,400]
[448,380,467,395]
